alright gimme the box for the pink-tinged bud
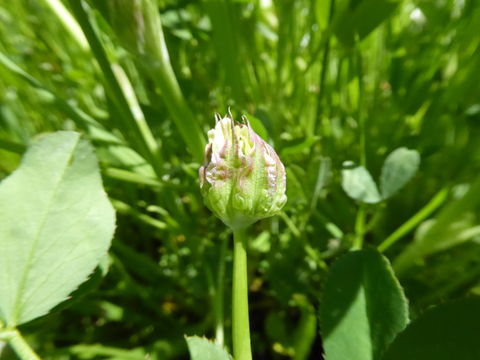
[199,114,287,230]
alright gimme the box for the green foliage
[185,337,232,360]
[334,0,399,46]
[1,0,480,358]
[394,178,480,274]
[320,249,409,360]
[342,165,382,204]
[342,147,420,204]
[0,132,115,327]
[380,148,420,199]
[382,298,480,360]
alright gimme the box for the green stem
[232,228,252,360]
[214,235,228,346]
[378,187,449,252]
[353,204,366,250]
[0,329,41,360]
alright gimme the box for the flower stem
[232,228,252,360]
[0,329,41,360]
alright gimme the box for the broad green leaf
[45,255,111,316]
[0,131,115,326]
[320,249,409,360]
[380,148,420,199]
[342,166,381,203]
[382,298,480,360]
[185,336,232,360]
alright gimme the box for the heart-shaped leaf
[320,249,409,360]
[380,147,420,199]
[342,166,381,204]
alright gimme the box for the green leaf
[244,113,269,141]
[380,148,420,199]
[342,165,382,203]
[315,0,332,31]
[280,136,320,157]
[185,336,232,360]
[382,298,480,360]
[319,249,409,360]
[0,131,115,326]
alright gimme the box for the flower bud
[199,114,287,230]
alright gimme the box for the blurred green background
[1,0,480,359]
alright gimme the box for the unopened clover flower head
[199,112,287,230]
